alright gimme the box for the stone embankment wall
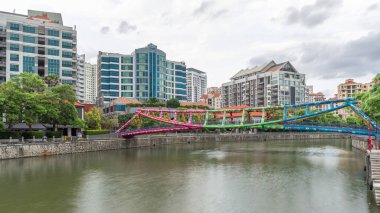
[351,136,368,152]
[0,133,351,160]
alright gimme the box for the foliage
[85,108,102,130]
[83,130,111,135]
[0,131,21,139]
[21,131,44,139]
[43,74,60,87]
[345,115,365,126]
[166,98,180,108]
[356,74,380,123]
[0,73,80,130]
[45,131,63,138]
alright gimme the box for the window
[121,72,133,77]
[175,83,186,89]
[62,42,72,49]
[23,26,36,34]
[121,65,133,70]
[121,57,133,63]
[23,46,35,53]
[10,44,19,51]
[48,59,60,76]
[136,53,147,63]
[10,64,19,71]
[121,85,133,90]
[48,49,60,56]
[10,74,18,79]
[175,65,186,71]
[121,92,133,97]
[62,51,72,58]
[121,78,132,84]
[175,77,186,83]
[10,23,20,31]
[48,39,59,46]
[175,89,186,95]
[62,32,72,39]
[47,29,59,37]
[62,80,73,85]
[10,54,19,61]
[62,61,72,68]
[23,36,35,43]
[10,33,19,41]
[62,70,72,77]
[175,71,186,77]
[23,56,35,73]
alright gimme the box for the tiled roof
[216,105,249,110]
[180,102,210,107]
[200,94,209,99]
[213,93,221,98]
[109,98,141,106]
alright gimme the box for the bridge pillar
[283,106,287,120]
[204,111,209,125]
[261,109,265,123]
[222,111,226,126]
[188,112,193,124]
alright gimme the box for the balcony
[0,61,5,67]
[0,41,5,46]
[0,51,5,57]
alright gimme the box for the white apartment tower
[186,68,207,102]
[84,62,97,104]
[76,54,85,102]
[0,10,77,85]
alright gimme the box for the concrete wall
[0,133,351,160]
[351,137,368,152]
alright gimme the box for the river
[0,140,378,213]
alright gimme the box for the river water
[0,140,378,213]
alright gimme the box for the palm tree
[43,74,60,87]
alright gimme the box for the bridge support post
[261,109,265,123]
[222,111,226,126]
[204,111,209,125]
[188,112,193,124]
[306,105,309,115]
[241,109,246,125]
[283,106,287,120]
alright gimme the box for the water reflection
[0,140,377,213]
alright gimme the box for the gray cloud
[117,21,137,34]
[193,1,214,16]
[248,32,380,80]
[211,9,228,19]
[367,3,379,11]
[100,26,110,34]
[285,0,342,27]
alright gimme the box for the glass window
[10,44,19,51]
[10,33,19,41]
[10,23,20,31]
[175,65,186,71]
[23,36,35,43]
[10,64,19,71]
[121,85,133,90]
[47,29,59,37]
[23,46,35,53]
[175,71,186,77]
[62,61,72,68]
[121,65,133,70]
[62,42,72,49]
[48,39,59,46]
[62,80,73,85]
[121,92,133,97]
[23,26,36,34]
[48,59,60,76]
[62,32,73,39]
[62,51,72,58]
[121,71,133,77]
[121,56,133,63]
[48,49,60,56]
[62,70,72,77]
[10,54,19,61]
[23,56,35,73]
[175,77,186,83]
[121,78,133,84]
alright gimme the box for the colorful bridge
[116,98,379,138]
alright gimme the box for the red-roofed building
[200,87,222,109]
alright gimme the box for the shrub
[0,131,21,139]
[46,131,63,138]
[21,131,44,139]
[83,130,111,135]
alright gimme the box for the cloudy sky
[3,0,380,97]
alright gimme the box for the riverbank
[0,132,358,160]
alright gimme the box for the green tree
[145,97,160,105]
[85,108,102,130]
[356,74,380,123]
[43,74,60,87]
[166,98,180,108]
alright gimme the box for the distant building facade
[76,54,85,102]
[337,78,375,119]
[97,43,187,106]
[84,62,96,104]
[186,68,207,102]
[308,92,325,111]
[0,10,77,85]
[222,61,307,107]
[200,87,221,109]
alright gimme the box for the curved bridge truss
[116,98,379,137]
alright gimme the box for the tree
[356,74,380,123]
[43,74,60,87]
[145,97,160,105]
[85,108,102,130]
[166,98,180,108]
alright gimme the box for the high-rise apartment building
[0,10,77,85]
[84,62,96,104]
[222,61,306,107]
[186,68,207,102]
[76,54,85,102]
[97,43,187,105]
